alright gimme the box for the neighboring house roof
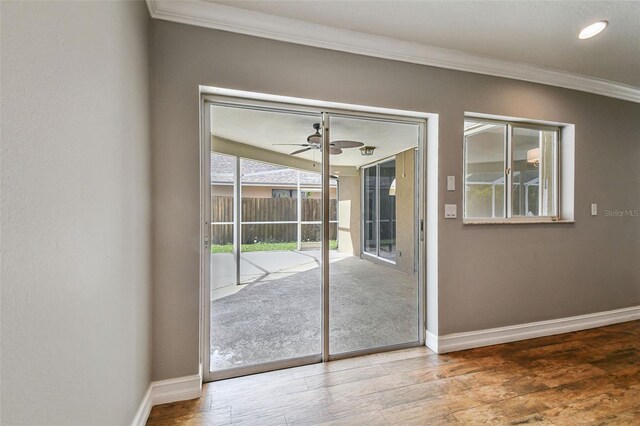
[211,152,336,187]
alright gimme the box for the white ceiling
[209,0,640,88]
[147,0,640,102]
[211,105,419,167]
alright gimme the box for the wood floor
[147,321,640,425]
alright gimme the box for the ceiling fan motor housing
[307,123,322,145]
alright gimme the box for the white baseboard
[425,330,439,354]
[131,367,202,426]
[130,386,153,426]
[428,305,640,354]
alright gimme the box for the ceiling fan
[274,123,364,156]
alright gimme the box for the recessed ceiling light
[578,20,608,40]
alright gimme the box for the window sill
[463,219,575,225]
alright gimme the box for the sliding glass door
[207,104,324,379]
[203,98,424,381]
[328,114,420,356]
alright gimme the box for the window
[272,189,297,198]
[464,119,559,221]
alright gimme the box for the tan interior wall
[395,149,417,274]
[337,176,361,256]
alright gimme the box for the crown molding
[146,0,640,104]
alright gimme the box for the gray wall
[1,1,152,424]
[151,21,640,380]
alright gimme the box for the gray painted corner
[1,1,153,424]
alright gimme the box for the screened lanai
[209,153,338,292]
[206,103,422,377]
[465,171,544,218]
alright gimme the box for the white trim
[131,371,203,426]
[463,219,575,225]
[130,386,153,426]
[429,306,640,354]
[147,0,640,104]
[201,87,432,120]
[151,373,202,406]
[426,112,439,341]
[425,330,439,354]
[201,89,432,378]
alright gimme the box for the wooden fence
[210,196,337,245]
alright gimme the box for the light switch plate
[445,204,457,219]
[447,176,455,191]
[591,203,598,216]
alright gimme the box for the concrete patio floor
[210,250,418,371]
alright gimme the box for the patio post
[234,156,241,285]
[321,112,330,362]
[297,170,301,251]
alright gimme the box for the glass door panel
[328,114,421,355]
[329,178,338,252]
[378,159,396,261]
[210,152,237,291]
[209,104,323,375]
[363,166,377,255]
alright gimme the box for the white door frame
[200,87,432,382]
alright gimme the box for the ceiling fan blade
[290,147,312,156]
[273,143,310,146]
[331,140,365,149]
[329,146,343,155]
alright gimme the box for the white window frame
[463,117,562,224]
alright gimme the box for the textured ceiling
[210,0,640,87]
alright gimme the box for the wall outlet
[591,203,598,216]
[447,176,455,191]
[444,204,457,219]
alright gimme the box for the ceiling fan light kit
[360,146,375,156]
